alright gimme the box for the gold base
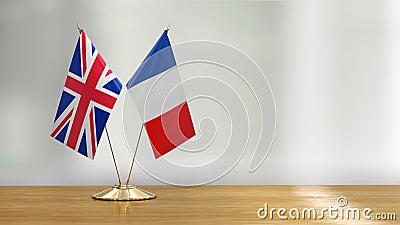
[92,184,156,201]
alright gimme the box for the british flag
[51,30,122,159]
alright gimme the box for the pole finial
[165,22,170,33]
[77,22,83,34]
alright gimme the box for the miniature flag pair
[51,29,195,159]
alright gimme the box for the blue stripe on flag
[54,91,75,122]
[103,78,122,95]
[55,122,69,143]
[126,31,176,89]
[144,30,172,61]
[78,130,88,157]
[94,107,110,144]
[69,38,82,77]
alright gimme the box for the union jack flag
[51,30,122,159]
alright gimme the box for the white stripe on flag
[128,67,187,122]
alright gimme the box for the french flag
[126,30,196,158]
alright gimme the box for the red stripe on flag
[50,109,73,137]
[144,101,196,159]
[81,31,87,75]
[89,109,96,158]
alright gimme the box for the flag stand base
[92,184,156,201]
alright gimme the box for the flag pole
[73,24,154,201]
[125,23,170,185]
[125,124,144,185]
[75,24,121,185]
[105,127,122,185]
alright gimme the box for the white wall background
[1,0,400,185]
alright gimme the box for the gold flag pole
[105,127,122,186]
[125,124,143,184]
[76,24,123,185]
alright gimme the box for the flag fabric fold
[51,30,122,159]
[127,30,196,158]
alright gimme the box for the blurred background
[0,0,400,185]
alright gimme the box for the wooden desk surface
[0,186,398,224]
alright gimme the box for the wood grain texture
[0,186,398,224]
